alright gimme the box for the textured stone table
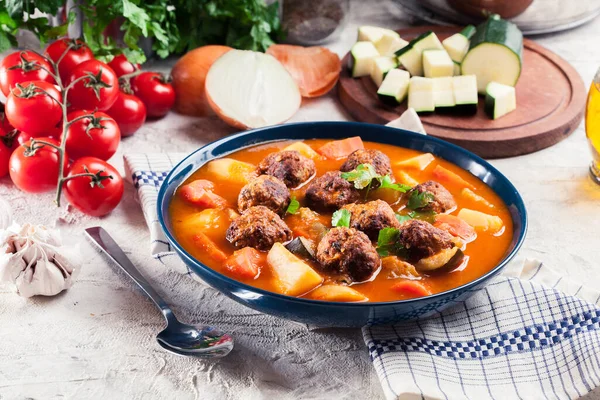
[1,2,599,399]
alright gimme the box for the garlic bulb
[0,223,79,297]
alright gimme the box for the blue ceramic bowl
[157,122,527,327]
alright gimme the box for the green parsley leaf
[376,227,403,257]
[286,197,300,215]
[395,214,412,224]
[341,164,378,189]
[332,209,351,228]
[407,190,435,210]
[378,175,412,193]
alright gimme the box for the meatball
[342,200,400,240]
[305,171,360,211]
[316,227,380,283]
[398,220,454,261]
[409,180,456,214]
[226,206,292,251]
[238,175,290,216]
[257,150,316,188]
[340,149,393,177]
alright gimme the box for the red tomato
[105,91,146,136]
[64,110,120,161]
[0,51,55,97]
[64,157,123,217]
[17,121,62,145]
[5,81,63,136]
[107,54,140,78]
[45,38,94,83]
[9,137,67,193]
[131,72,175,118]
[0,115,18,177]
[67,60,119,111]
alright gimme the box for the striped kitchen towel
[364,259,600,400]
[123,153,203,282]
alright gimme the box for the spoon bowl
[156,321,233,358]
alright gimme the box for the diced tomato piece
[432,165,475,190]
[224,247,265,279]
[192,233,228,262]
[317,136,364,159]
[390,280,432,298]
[179,179,228,208]
[434,214,477,243]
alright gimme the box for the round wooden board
[338,26,587,158]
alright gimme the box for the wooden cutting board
[337,26,587,158]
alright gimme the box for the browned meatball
[305,171,360,211]
[226,206,292,251]
[398,219,454,261]
[257,150,316,188]
[316,227,380,283]
[343,200,400,240]
[409,180,456,214]
[238,175,290,216]
[340,149,393,177]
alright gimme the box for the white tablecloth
[1,2,599,399]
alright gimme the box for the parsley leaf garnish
[379,175,412,193]
[395,214,412,224]
[376,227,404,257]
[331,209,351,228]
[286,197,300,215]
[341,164,379,189]
[407,190,435,210]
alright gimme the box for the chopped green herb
[341,164,379,189]
[376,227,404,257]
[286,197,300,214]
[395,214,412,224]
[407,190,435,210]
[379,175,412,193]
[331,209,351,228]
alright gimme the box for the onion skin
[171,45,232,116]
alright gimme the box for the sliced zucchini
[412,31,444,54]
[443,34,469,64]
[415,247,463,272]
[397,31,444,77]
[460,25,476,39]
[452,75,478,115]
[422,49,454,78]
[358,26,400,43]
[376,35,409,57]
[408,77,434,114]
[485,81,516,119]
[377,69,410,105]
[453,61,461,76]
[370,56,398,87]
[385,107,427,135]
[432,77,455,110]
[462,15,523,93]
[348,41,379,78]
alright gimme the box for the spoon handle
[85,227,175,323]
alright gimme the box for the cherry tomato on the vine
[5,81,63,136]
[67,60,119,111]
[108,54,140,78]
[106,91,146,137]
[0,51,55,97]
[131,72,175,118]
[17,121,62,145]
[9,137,68,193]
[64,157,123,217]
[45,38,94,83]
[0,115,19,177]
[65,110,120,161]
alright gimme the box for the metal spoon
[85,227,233,358]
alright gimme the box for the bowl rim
[157,121,528,307]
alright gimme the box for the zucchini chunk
[485,81,516,119]
[385,107,427,135]
[377,69,410,105]
[376,35,409,57]
[453,62,461,76]
[408,77,435,114]
[397,31,444,77]
[415,247,464,272]
[422,49,454,78]
[348,41,379,78]
[452,75,478,115]
[358,26,399,43]
[461,15,523,93]
[442,26,475,63]
[370,56,398,87]
[432,77,455,110]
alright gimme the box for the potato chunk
[205,158,257,184]
[396,153,435,170]
[283,141,321,159]
[267,243,323,296]
[461,188,494,208]
[457,208,504,234]
[307,285,367,302]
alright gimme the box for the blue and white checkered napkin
[124,153,600,400]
